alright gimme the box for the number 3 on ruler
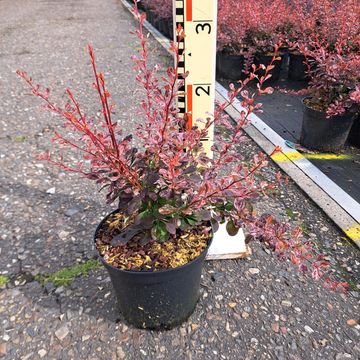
[195,23,211,34]
[195,86,210,96]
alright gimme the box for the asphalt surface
[0,1,359,359]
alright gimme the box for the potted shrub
[142,0,172,38]
[287,0,359,82]
[17,4,347,329]
[299,43,360,151]
[347,113,360,148]
[217,0,289,82]
[216,0,249,80]
[284,0,315,81]
[242,0,291,82]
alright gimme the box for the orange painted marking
[186,0,192,21]
[187,84,193,128]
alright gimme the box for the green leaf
[226,220,240,236]
[151,221,169,242]
[184,214,197,226]
[225,202,234,211]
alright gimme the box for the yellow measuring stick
[173,0,218,157]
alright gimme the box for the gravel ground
[0,0,359,359]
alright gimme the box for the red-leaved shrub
[286,0,360,116]
[142,0,172,19]
[217,0,290,55]
[287,0,359,54]
[16,2,348,290]
[300,43,360,117]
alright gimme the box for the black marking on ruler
[175,0,186,117]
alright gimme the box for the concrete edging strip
[120,0,360,248]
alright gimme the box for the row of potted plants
[298,40,359,151]
[287,0,359,151]
[135,0,359,152]
[217,0,287,82]
[138,0,173,39]
[17,3,349,329]
[135,0,303,82]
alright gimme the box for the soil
[95,212,211,271]
[303,97,327,112]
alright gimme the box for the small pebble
[38,349,47,358]
[241,311,249,319]
[46,187,56,194]
[304,325,314,334]
[55,325,69,341]
[248,268,260,275]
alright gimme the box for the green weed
[0,275,9,286]
[35,259,100,287]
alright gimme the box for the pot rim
[255,52,284,58]
[302,96,327,113]
[94,209,213,276]
[302,97,358,126]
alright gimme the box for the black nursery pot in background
[216,51,245,80]
[146,11,161,31]
[255,53,283,82]
[165,17,174,40]
[145,9,153,24]
[347,116,360,148]
[137,2,145,11]
[300,99,355,152]
[158,17,172,39]
[288,53,307,81]
[94,212,213,330]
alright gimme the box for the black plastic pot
[95,211,213,330]
[158,18,166,37]
[153,17,161,31]
[300,99,355,152]
[254,53,283,82]
[146,9,154,25]
[347,116,360,148]
[216,51,245,80]
[149,12,161,31]
[158,17,172,38]
[167,18,174,40]
[288,53,307,81]
[162,17,173,39]
[137,2,145,11]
